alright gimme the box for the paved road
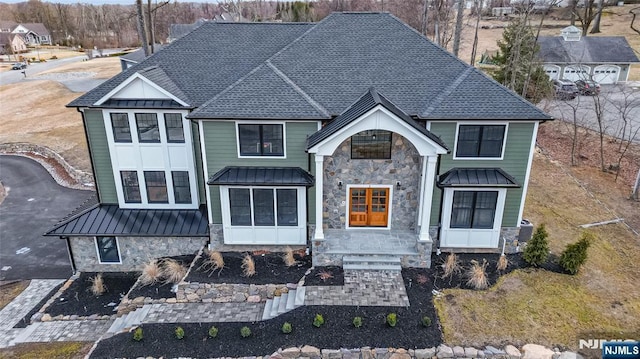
[0,155,95,280]
[0,55,87,86]
[541,83,640,144]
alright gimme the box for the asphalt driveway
[0,155,95,280]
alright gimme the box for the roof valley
[266,60,330,118]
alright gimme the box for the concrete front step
[342,263,402,271]
[342,254,403,271]
[107,305,151,333]
[261,288,303,321]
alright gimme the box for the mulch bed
[431,252,566,290]
[90,269,441,359]
[45,272,138,317]
[127,255,195,300]
[13,282,64,328]
[301,266,344,286]
[186,252,312,285]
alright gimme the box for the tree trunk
[570,0,577,25]
[452,0,465,57]
[421,0,429,36]
[470,0,482,66]
[590,0,603,34]
[632,167,640,200]
[147,0,155,54]
[136,0,149,56]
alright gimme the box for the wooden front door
[349,187,389,227]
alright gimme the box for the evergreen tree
[491,18,552,104]
[559,232,593,274]
[523,223,549,266]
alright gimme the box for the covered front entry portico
[306,88,449,268]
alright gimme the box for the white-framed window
[236,122,285,158]
[172,171,192,204]
[120,171,141,203]
[135,113,160,143]
[95,236,121,264]
[453,123,508,160]
[450,190,498,229]
[165,113,185,143]
[144,171,169,203]
[110,113,132,143]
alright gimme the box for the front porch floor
[320,229,419,255]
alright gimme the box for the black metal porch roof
[208,166,314,186]
[438,168,520,188]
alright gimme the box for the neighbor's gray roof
[18,23,50,36]
[208,167,314,186]
[437,168,520,188]
[70,12,550,121]
[537,36,639,64]
[45,204,209,237]
[168,19,208,41]
[121,44,165,64]
[307,87,450,150]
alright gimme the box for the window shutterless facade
[95,236,120,263]
[237,124,284,157]
[455,125,506,158]
[165,113,185,143]
[110,113,131,142]
[351,130,392,159]
[144,171,168,203]
[120,171,141,203]
[135,113,160,143]
[450,190,498,229]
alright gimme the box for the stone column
[419,156,438,242]
[314,155,324,240]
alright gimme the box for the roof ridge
[266,60,330,118]
[422,67,473,117]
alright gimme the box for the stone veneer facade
[68,236,207,272]
[323,134,422,230]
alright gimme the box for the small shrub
[316,270,334,282]
[523,224,549,266]
[352,316,363,328]
[89,273,106,296]
[139,259,162,286]
[241,254,256,277]
[313,314,324,327]
[466,259,489,290]
[50,55,58,59]
[442,253,461,278]
[162,259,187,284]
[559,232,593,274]
[282,247,298,267]
[240,326,252,338]
[386,313,397,327]
[421,316,432,327]
[281,322,292,334]
[175,326,185,340]
[208,326,218,338]
[132,327,143,341]
[496,255,508,272]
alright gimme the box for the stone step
[294,286,305,307]
[10,323,39,345]
[261,299,274,321]
[325,249,417,256]
[270,296,281,318]
[342,263,402,271]
[107,316,125,333]
[343,255,402,264]
[278,293,288,314]
[285,289,297,311]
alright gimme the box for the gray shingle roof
[121,44,165,64]
[437,168,520,187]
[537,36,639,64]
[137,66,190,105]
[168,19,208,42]
[45,205,209,237]
[208,166,314,186]
[307,87,449,150]
[70,12,550,121]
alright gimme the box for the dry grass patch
[161,259,187,284]
[496,255,508,272]
[39,57,122,79]
[465,259,489,290]
[197,250,225,276]
[89,274,106,296]
[139,259,162,287]
[282,247,298,267]
[0,341,92,359]
[435,153,640,349]
[0,280,29,310]
[442,253,462,279]
[241,254,256,277]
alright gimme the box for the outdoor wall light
[396,181,401,189]
[338,181,343,189]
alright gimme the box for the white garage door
[593,65,621,84]
[563,65,591,82]
[544,65,560,80]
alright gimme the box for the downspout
[64,236,77,274]
[77,107,101,202]
[435,155,444,254]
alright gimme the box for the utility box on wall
[518,220,534,242]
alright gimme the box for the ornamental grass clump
[139,259,162,286]
[281,322,292,334]
[162,259,187,284]
[208,326,218,338]
[240,326,252,338]
[198,250,225,276]
[132,327,143,342]
[282,247,298,267]
[523,224,549,266]
[559,232,593,274]
[496,254,508,272]
[241,254,256,277]
[316,269,334,282]
[352,316,363,328]
[313,314,324,327]
[466,259,489,290]
[89,273,106,296]
[442,253,461,278]
[175,326,185,340]
[386,313,397,327]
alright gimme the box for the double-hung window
[450,191,498,229]
[144,171,168,203]
[135,113,160,143]
[120,171,141,203]
[228,188,297,227]
[172,171,191,204]
[111,113,131,142]
[456,125,506,158]
[165,113,185,143]
[238,124,284,157]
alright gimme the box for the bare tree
[136,0,149,56]
[589,0,604,33]
[470,0,483,66]
[610,86,640,181]
[452,0,465,57]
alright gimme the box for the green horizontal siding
[84,109,117,204]
[191,122,206,205]
[429,121,535,227]
[202,121,318,224]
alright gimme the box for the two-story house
[46,12,551,272]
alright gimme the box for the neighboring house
[0,32,27,55]
[9,22,52,45]
[538,26,639,84]
[167,19,208,43]
[47,13,551,273]
[120,44,165,71]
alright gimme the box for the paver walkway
[143,302,265,323]
[10,320,113,345]
[304,270,410,307]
